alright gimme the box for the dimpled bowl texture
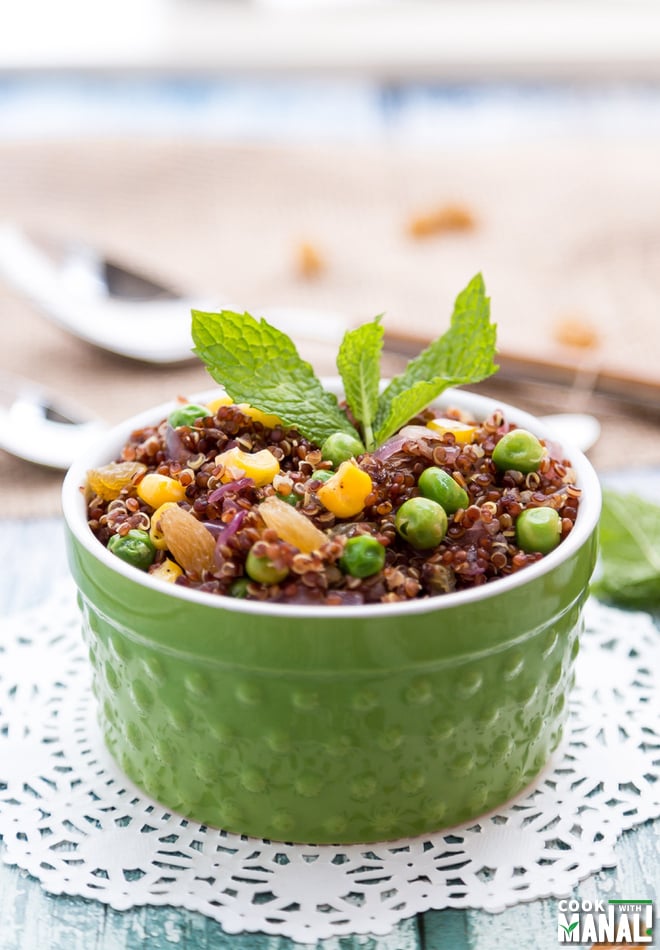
[62,387,601,844]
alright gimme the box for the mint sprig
[336,316,383,451]
[191,273,498,451]
[192,310,358,444]
[373,273,497,444]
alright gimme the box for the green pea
[516,507,561,554]
[245,547,289,585]
[278,492,299,506]
[339,535,386,578]
[321,432,365,467]
[395,497,448,550]
[311,469,334,484]
[492,428,544,473]
[107,529,156,570]
[229,577,251,598]
[418,466,469,514]
[167,403,209,428]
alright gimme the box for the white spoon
[0,373,105,470]
[0,224,214,364]
[539,412,601,453]
[0,225,351,365]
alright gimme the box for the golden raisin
[259,496,326,553]
[87,461,147,501]
[158,505,216,576]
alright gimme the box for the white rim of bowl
[62,383,602,620]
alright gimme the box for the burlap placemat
[1,138,659,518]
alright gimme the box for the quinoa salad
[86,397,581,606]
[85,275,582,605]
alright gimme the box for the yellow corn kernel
[317,461,373,518]
[137,473,186,508]
[207,393,234,414]
[427,417,477,444]
[215,446,280,487]
[238,404,282,428]
[149,501,181,549]
[150,558,183,583]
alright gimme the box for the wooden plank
[385,332,660,411]
[420,907,471,947]
[0,861,422,949]
[423,822,658,950]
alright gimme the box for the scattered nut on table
[407,203,476,238]
[553,316,600,349]
[296,241,325,278]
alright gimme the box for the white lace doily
[1,585,658,943]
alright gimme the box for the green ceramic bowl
[62,387,601,844]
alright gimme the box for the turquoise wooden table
[1,498,658,950]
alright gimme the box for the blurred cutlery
[0,224,351,364]
[0,372,105,470]
[0,224,215,364]
[538,412,601,454]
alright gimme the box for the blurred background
[2,0,660,516]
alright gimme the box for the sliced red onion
[201,522,225,538]
[276,588,325,605]
[459,523,496,546]
[208,478,254,505]
[544,439,565,461]
[165,423,192,462]
[398,424,445,441]
[326,590,365,606]
[373,425,444,461]
[373,434,408,461]
[215,510,247,549]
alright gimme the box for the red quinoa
[87,403,581,606]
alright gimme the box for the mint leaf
[593,489,660,608]
[191,275,498,453]
[373,378,454,446]
[374,273,498,444]
[336,316,383,451]
[192,310,358,445]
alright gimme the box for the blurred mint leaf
[594,488,660,607]
[374,273,498,445]
[336,316,383,451]
[192,310,358,445]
